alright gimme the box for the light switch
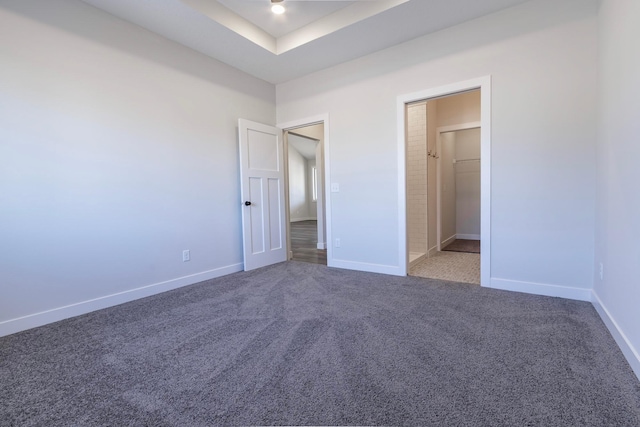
[331,183,340,192]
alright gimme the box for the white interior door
[238,119,287,271]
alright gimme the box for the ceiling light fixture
[271,0,285,15]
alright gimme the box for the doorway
[436,124,481,252]
[397,77,491,285]
[238,116,330,272]
[407,92,481,284]
[285,125,327,265]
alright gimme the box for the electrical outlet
[183,250,190,262]
[335,238,341,248]
[599,262,604,280]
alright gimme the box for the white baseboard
[488,278,592,301]
[591,291,640,381]
[0,263,243,337]
[441,235,456,248]
[317,242,327,250]
[428,245,439,257]
[456,234,480,240]
[290,217,317,222]
[330,259,404,276]
[409,253,427,268]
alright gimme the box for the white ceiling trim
[277,0,409,54]
[79,0,532,84]
[182,0,276,53]
[181,0,409,55]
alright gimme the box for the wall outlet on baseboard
[183,250,190,262]
[599,262,604,280]
[335,238,341,248]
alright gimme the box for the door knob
[244,201,252,206]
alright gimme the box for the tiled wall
[407,103,427,254]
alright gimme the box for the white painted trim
[488,278,591,302]
[591,291,640,381]
[428,245,439,257]
[436,127,442,251]
[317,242,327,250]
[441,234,457,248]
[437,122,482,134]
[283,130,292,260]
[409,253,427,268]
[479,82,492,288]
[278,114,332,267]
[331,259,404,276]
[397,100,409,275]
[0,263,243,337]
[398,76,491,283]
[457,234,480,240]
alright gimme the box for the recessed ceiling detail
[80,0,531,84]
[219,0,355,38]
[181,0,409,54]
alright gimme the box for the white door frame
[278,114,332,267]
[436,122,481,252]
[397,76,491,286]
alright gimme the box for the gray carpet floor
[2,261,639,426]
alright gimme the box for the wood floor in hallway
[290,220,327,265]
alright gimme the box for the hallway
[290,220,327,265]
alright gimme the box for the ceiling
[216,0,357,39]
[80,0,531,84]
[289,133,318,160]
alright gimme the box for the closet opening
[403,88,485,285]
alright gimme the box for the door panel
[248,177,265,255]
[268,178,283,250]
[239,119,286,270]
[248,129,280,171]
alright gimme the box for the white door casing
[238,119,287,271]
[397,76,491,284]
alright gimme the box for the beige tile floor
[410,251,480,285]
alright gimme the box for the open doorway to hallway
[285,124,327,265]
[405,90,481,284]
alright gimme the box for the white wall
[277,0,598,293]
[594,0,640,378]
[0,0,275,335]
[288,143,310,221]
